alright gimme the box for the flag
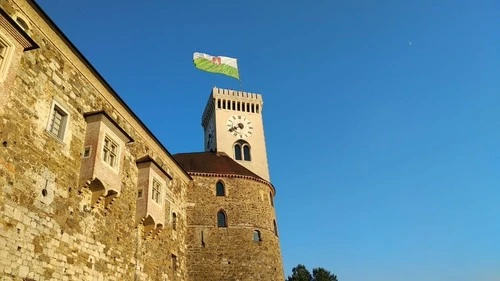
[193,52,240,80]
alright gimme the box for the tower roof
[173,151,266,182]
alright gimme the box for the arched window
[253,230,262,242]
[216,181,225,196]
[243,145,251,161]
[217,210,227,228]
[234,144,242,160]
[172,212,177,230]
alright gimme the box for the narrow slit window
[217,210,227,228]
[171,254,177,271]
[251,104,255,113]
[216,181,225,196]
[223,100,226,109]
[172,212,177,230]
[243,145,251,161]
[234,144,242,160]
[217,99,221,109]
[253,230,262,242]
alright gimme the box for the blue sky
[37,0,500,280]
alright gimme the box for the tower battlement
[202,87,264,128]
[212,87,263,101]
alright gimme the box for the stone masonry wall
[0,0,190,280]
[186,176,284,281]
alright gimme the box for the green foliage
[287,264,312,281]
[287,264,338,281]
[312,267,338,281]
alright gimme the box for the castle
[0,1,284,280]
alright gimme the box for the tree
[287,264,339,281]
[312,267,338,281]
[287,264,312,281]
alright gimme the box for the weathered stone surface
[0,0,284,280]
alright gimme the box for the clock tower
[202,87,270,181]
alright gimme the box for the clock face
[226,115,253,139]
[205,123,215,151]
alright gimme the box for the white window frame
[102,134,119,168]
[46,100,69,142]
[151,178,162,204]
[0,31,14,82]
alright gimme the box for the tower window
[223,100,226,109]
[234,144,242,160]
[216,181,225,196]
[273,220,278,236]
[217,210,227,228]
[251,104,255,113]
[234,141,251,161]
[243,145,251,161]
[217,99,221,109]
[246,103,250,112]
[256,105,260,113]
[253,230,262,242]
[232,101,236,111]
[270,192,274,207]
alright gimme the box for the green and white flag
[193,52,240,80]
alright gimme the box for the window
[234,141,251,161]
[243,145,251,161]
[102,135,118,167]
[253,230,262,242]
[0,34,13,82]
[83,146,91,158]
[151,179,161,204]
[270,192,274,207]
[171,254,177,271]
[137,189,143,198]
[217,99,221,109]
[48,104,68,140]
[273,220,278,236]
[217,210,227,228]
[172,212,177,230]
[234,144,242,160]
[216,181,225,196]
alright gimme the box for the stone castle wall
[0,0,190,280]
[0,1,285,280]
[186,176,284,281]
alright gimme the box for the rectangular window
[102,135,118,167]
[83,146,91,158]
[152,179,161,203]
[48,104,69,140]
[0,34,13,82]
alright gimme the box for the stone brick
[0,0,283,280]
